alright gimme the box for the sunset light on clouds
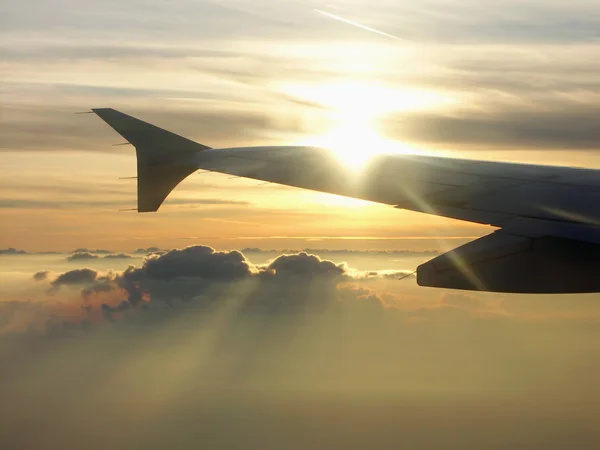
[2,1,600,449]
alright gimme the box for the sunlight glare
[310,118,398,170]
[289,82,454,170]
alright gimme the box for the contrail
[314,9,402,41]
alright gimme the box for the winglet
[92,108,211,212]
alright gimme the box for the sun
[309,116,396,170]
[286,81,453,170]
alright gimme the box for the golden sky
[2,0,600,252]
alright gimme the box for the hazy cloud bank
[2,244,600,449]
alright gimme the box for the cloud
[100,247,344,312]
[139,246,253,281]
[102,253,132,260]
[72,248,113,254]
[100,300,131,321]
[50,268,99,288]
[1,244,600,450]
[67,252,100,262]
[266,252,345,278]
[0,248,28,255]
[33,270,50,281]
[2,0,600,157]
[0,102,305,152]
[382,105,600,150]
[31,246,402,322]
[9,244,594,337]
[22,245,485,326]
[133,247,164,255]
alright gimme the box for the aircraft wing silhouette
[93,108,600,293]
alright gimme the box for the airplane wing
[93,108,600,294]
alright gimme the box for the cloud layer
[45,246,386,318]
[2,245,600,449]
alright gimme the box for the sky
[2,0,600,251]
[2,1,600,449]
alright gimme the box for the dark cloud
[240,247,264,253]
[381,105,600,150]
[412,56,600,95]
[360,270,415,280]
[0,248,28,255]
[67,252,100,262]
[48,246,423,310]
[102,253,132,260]
[266,252,345,278]
[39,246,378,314]
[133,247,163,255]
[50,268,99,288]
[100,301,131,321]
[140,246,252,281]
[72,248,113,254]
[81,279,118,300]
[33,270,50,281]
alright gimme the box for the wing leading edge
[93,109,600,293]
